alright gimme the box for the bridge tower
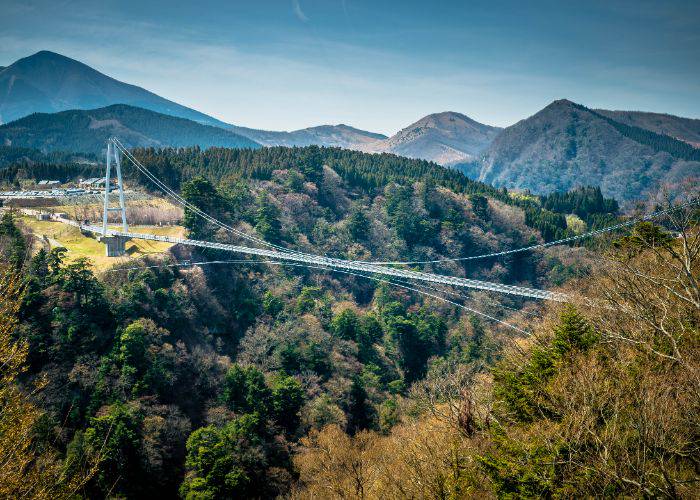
[98,139,131,257]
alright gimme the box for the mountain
[0,50,232,127]
[474,99,699,202]
[230,123,387,148]
[0,51,492,157]
[0,104,259,154]
[360,112,502,165]
[596,109,700,148]
[0,50,388,149]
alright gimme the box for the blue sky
[1,0,699,133]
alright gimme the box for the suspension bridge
[54,138,693,308]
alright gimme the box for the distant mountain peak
[0,50,233,127]
[406,111,497,133]
[548,98,576,107]
[27,49,69,59]
[359,111,502,165]
[10,50,95,73]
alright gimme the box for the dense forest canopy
[0,104,260,154]
[1,144,619,245]
[125,146,619,244]
[0,145,97,169]
[0,142,695,498]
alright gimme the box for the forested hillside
[476,100,700,202]
[1,144,695,498]
[597,109,700,147]
[294,215,700,498]
[0,143,617,497]
[0,145,96,169]
[136,146,621,244]
[0,104,260,154]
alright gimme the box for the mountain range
[0,51,384,151]
[229,123,387,149]
[1,50,697,202]
[0,104,259,153]
[0,51,231,128]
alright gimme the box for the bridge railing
[81,223,567,302]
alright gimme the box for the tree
[357,313,383,361]
[254,192,282,243]
[0,211,27,269]
[114,319,172,397]
[467,315,487,362]
[331,308,360,340]
[0,267,97,498]
[470,194,490,220]
[81,403,144,498]
[262,291,284,317]
[295,286,322,314]
[222,364,271,416]
[384,307,447,385]
[346,377,373,434]
[347,206,371,242]
[295,425,380,499]
[297,145,324,184]
[181,176,221,240]
[270,375,305,434]
[180,414,290,499]
[492,306,597,423]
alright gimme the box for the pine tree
[254,193,282,243]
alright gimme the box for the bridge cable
[112,138,697,267]
[106,258,529,334]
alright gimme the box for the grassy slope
[19,215,184,271]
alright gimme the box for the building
[79,177,106,188]
[37,180,60,188]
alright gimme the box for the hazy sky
[1,0,699,134]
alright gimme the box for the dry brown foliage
[293,201,700,498]
[0,267,99,498]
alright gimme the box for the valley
[0,32,697,500]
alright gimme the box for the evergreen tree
[181,177,221,240]
[254,193,282,243]
[346,206,371,242]
[346,377,372,434]
[0,212,26,269]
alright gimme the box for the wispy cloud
[292,0,308,22]
[1,0,698,131]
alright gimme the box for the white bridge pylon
[98,141,132,257]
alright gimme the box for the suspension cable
[106,258,529,334]
[112,138,301,255]
[113,138,697,268]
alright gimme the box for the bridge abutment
[98,235,131,257]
